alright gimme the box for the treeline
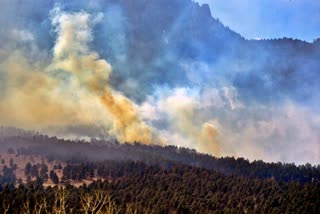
[1,133,319,183]
[0,161,319,213]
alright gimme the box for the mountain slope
[0,127,319,184]
[0,0,319,164]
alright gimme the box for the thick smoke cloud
[0,7,153,144]
[134,87,216,154]
[0,0,319,164]
[49,8,152,144]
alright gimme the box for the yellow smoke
[49,8,152,144]
[0,52,109,130]
[199,122,220,156]
[0,8,218,150]
[101,90,151,144]
[0,8,152,143]
[161,89,220,156]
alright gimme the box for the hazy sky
[196,0,320,42]
[0,0,319,164]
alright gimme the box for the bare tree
[21,199,31,214]
[125,203,138,214]
[52,187,68,214]
[2,200,10,214]
[80,190,120,214]
[34,197,48,214]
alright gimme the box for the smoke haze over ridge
[0,0,319,164]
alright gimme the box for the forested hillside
[0,0,319,212]
[0,127,319,184]
[0,128,319,213]
[0,160,319,213]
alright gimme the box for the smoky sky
[0,0,319,164]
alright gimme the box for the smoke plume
[49,8,152,144]
[0,1,319,164]
[0,8,152,144]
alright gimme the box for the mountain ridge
[0,0,319,164]
[0,126,319,184]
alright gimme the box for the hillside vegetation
[0,128,319,213]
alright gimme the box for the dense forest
[0,127,319,213]
[1,127,319,184]
[0,0,319,213]
[0,160,319,213]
